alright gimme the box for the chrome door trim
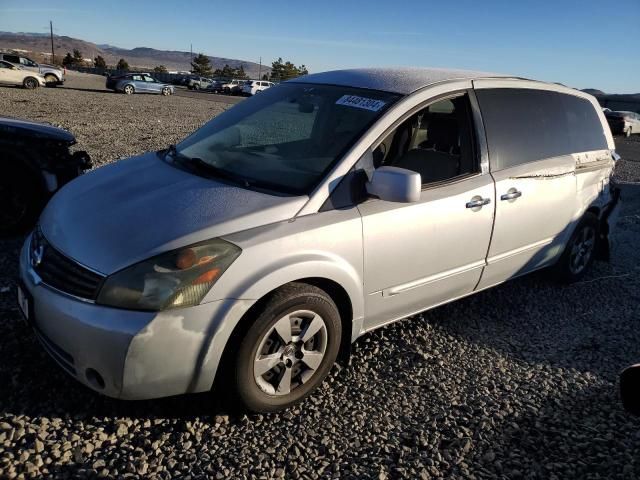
[383,260,486,297]
[486,237,554,264]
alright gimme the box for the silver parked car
[18,68,620,412]
[107,73,174,95]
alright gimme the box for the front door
[131,75,148,92]
[359,92,495,330]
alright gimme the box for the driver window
[373,93,478,185]
[144,75,156,82]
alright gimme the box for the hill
[0,31,270,78]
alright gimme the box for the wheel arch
[208,276,358,395]
[44,72,61,81]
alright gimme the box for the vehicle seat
[419,116,460,154]
[395,118,460,183]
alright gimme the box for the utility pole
[50,21,55,64]
[258,56,262,80]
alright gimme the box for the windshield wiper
[165,145,295,194]
[189,157,253,188]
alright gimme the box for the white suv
[242,80,275,96]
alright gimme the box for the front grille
[31,229,105,301]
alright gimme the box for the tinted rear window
[476,88,608,170]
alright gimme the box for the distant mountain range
[0,32,270,78]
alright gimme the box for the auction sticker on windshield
[336,95,386,112]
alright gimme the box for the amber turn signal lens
[194,268,221,284]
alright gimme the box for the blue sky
[2,0,639,92]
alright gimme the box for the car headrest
[425,117,459,153]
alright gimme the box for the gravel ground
[613,135,640,184]
[0,72,229,167]
[1,73,640,479]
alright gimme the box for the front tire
[23,77,39,90]
[161,87,171,96]
[232,283,342,413]
[553,212,599,283]
[44,74,58,87]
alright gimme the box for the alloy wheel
[569,225,596,275]
[253,310,328,396]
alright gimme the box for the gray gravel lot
[0,72,230,167]
[1,73,640,479]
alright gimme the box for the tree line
[190,53,308,81]
[61,48,309,80]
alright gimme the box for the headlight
[96,238,241,311]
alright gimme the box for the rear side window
[476,88,608,170]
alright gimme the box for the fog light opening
[85,368,105,390]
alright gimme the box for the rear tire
[123,84,134,95]
[23,77,39,90]
[553,212,599,283]
[231,283,342,413]
[0,162,45,236]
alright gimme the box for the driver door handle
[500,190,523,201]
[466,197,491,209]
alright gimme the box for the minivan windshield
[174,83,400,195]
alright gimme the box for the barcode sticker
[335,95,386,112]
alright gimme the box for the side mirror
[366,166,421,203]
[620,364,640,415]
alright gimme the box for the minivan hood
[39,153,308,274]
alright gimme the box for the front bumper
[19,234,252,400]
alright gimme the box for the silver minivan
[18,68,620,412]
